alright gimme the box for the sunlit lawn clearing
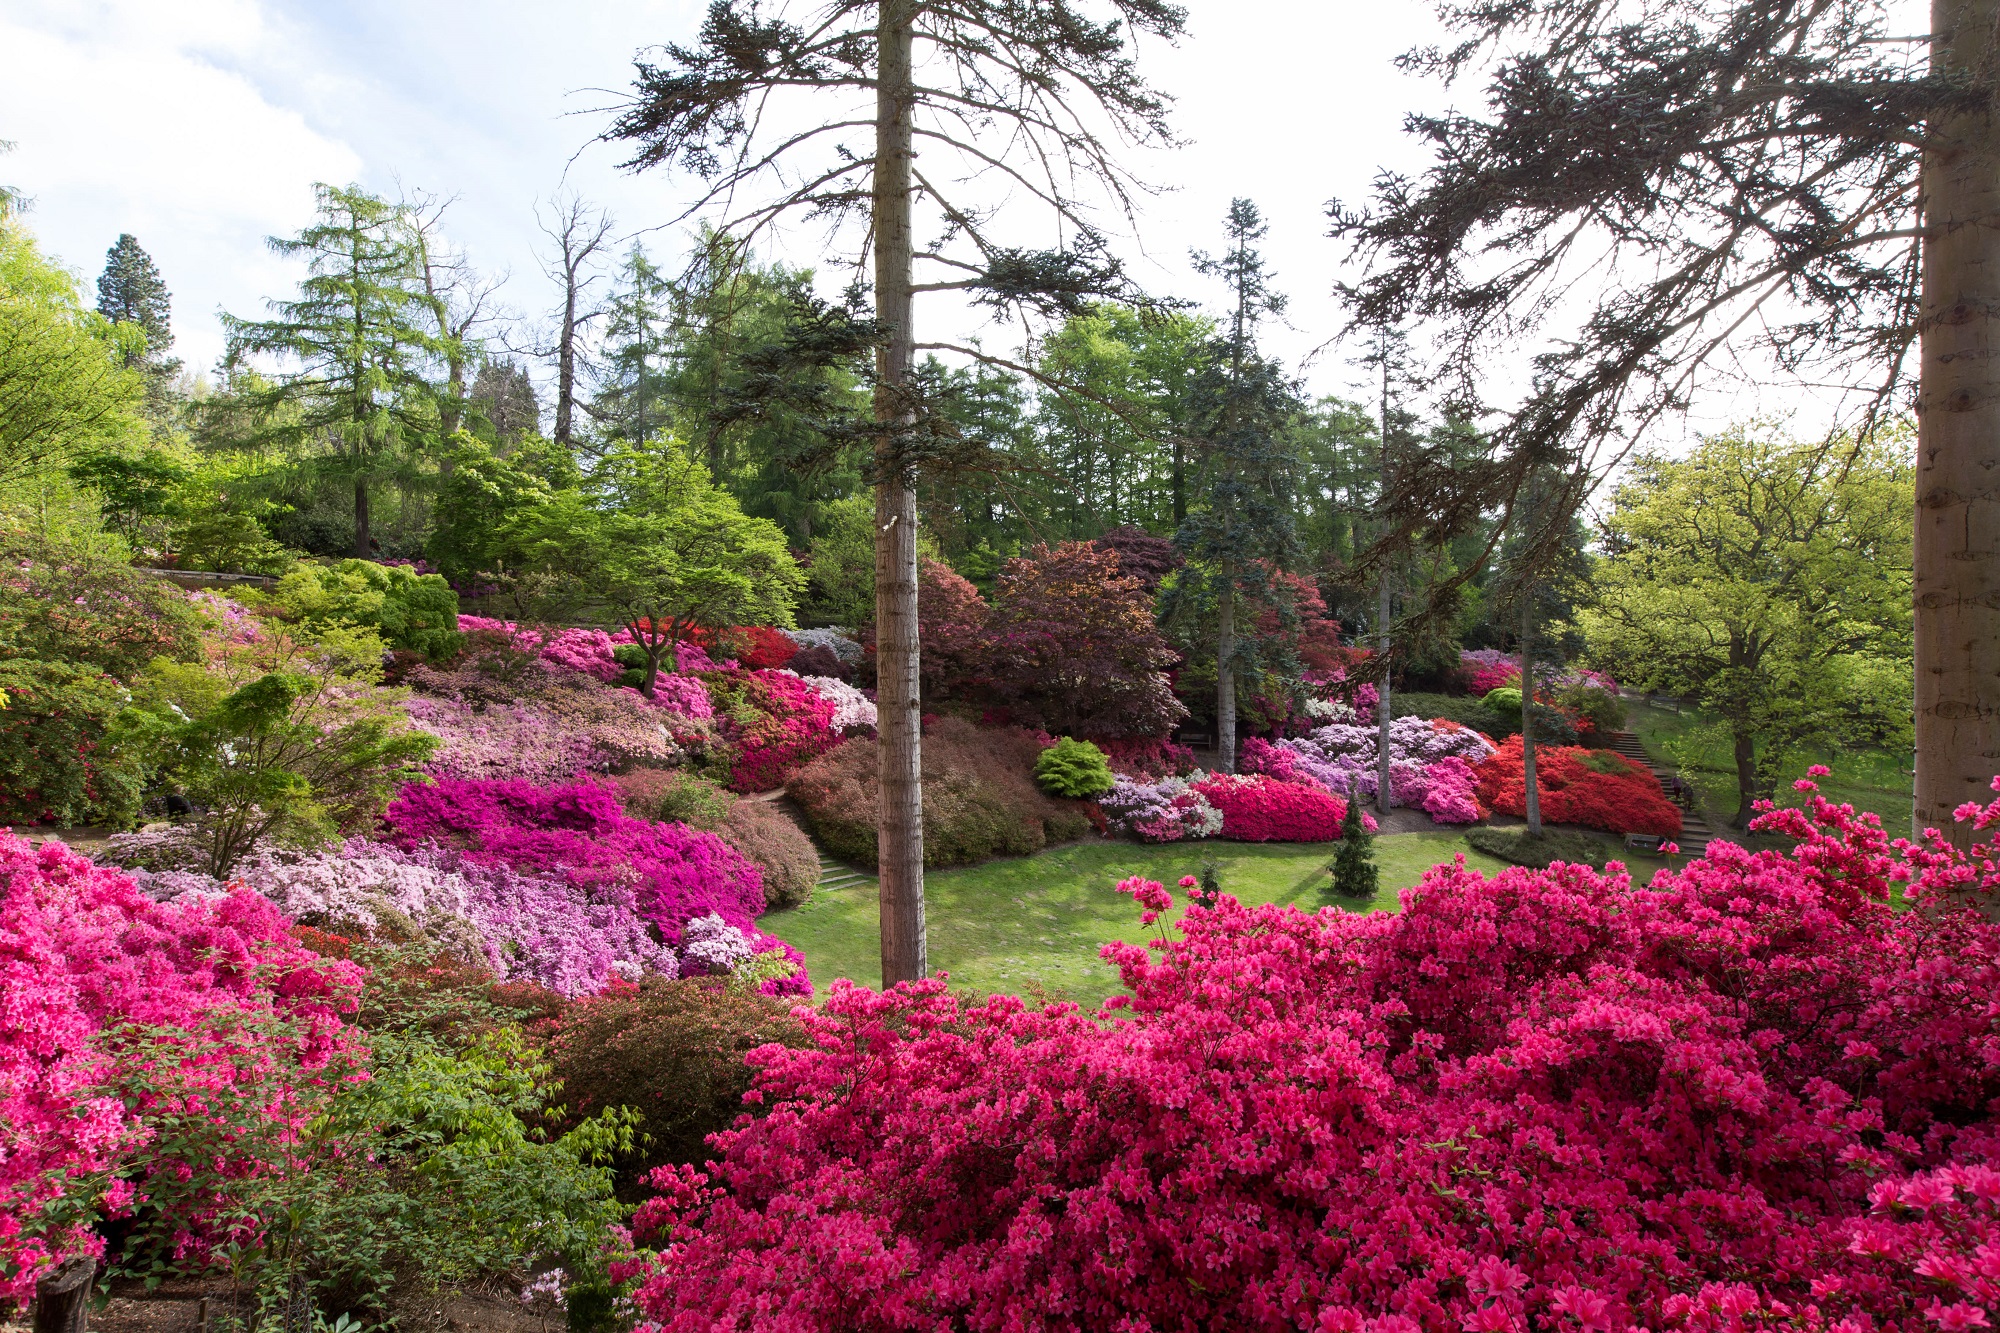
[763,831,1672,1008]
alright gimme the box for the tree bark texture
[1216,565,1236,774]
[1521,596,1541,836]
[1917,0,2000,845]
[874,0,926,987]
[353,474,371,557]
[1377,576,1394,815]
[31,1256,93,1333]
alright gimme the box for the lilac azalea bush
[797,675,876,732]
[1243,717,1498,824]
[1099,774,1226,843]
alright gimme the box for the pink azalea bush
[382,778,807,996]
[1189,772,1373,841]
[457,615,623,682]
[705,670,841,793]
[796,675,876,733]
[403,664,686,781]
[1244,716,1497,824]
[1098,773,1225,843]
[1,834,360,1305]
[617,776,2000,1331]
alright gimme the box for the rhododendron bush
[0,834,360,1305]
[703,668,841,792]
[1190,772,1374,841]
[1099,773,1224,843]
[621,780,2000,1331]
[1476,736,1683,836]
[1242,716,1496,824]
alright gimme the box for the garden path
[1605,730,1719,856]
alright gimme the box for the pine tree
[222,185,443,557]
[605,0,1187,985]
[1175,200,1302,774]
[470,359,541,446]
[591,244,674,450]
[94,234,180,384]
[1329,796,1378,899]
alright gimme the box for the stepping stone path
[816,851,875,894]
[1602,731,1720,857]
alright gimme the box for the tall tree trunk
[1216,563,1237,774]
[874,0,926,987]
[1916,0,2000,846]
[1521,596,1541,836]
[353,474,371,558]
[554,285,579,448]
[1376,575,1393,815]
[1171,438,1186,527]
[1730,727,1759,829]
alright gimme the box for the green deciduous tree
[1579,430,1913,827]
[222,185,444,558]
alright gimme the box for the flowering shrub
[780,627,862,664]
[1243,716,1497,823]
[1098,773,1224,843]
[1476,736,1684,835]
[717,799,820,909]
[402,665,682,781]
[616,781,2000,1331]
[456,615,623,682]
[704,669,840,792]
[1190,772,1373,841]
[797,675,876,733]
[0,833,360,1304]
[1095,736,1197,780]
[719,626,799,670]
[382,778,765,945]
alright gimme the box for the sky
[0,0,1455,408]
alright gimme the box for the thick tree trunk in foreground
[1216,566,1236,774]
[1521,598,1541,836]
[32,1256,93,1333]
[874,0,926,986]
[1916,0,2000,846]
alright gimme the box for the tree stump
[31,1257,94,1333]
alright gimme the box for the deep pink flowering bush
[403,664,686,780]
[382,779,808,996]
[704,669,840,792]
[1245,717,1496,824]
[1189,772,1374,841]
[619,779,2000,1331]
[456,615,623,682]
[0,834,360,1305]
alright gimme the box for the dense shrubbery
[1476,736,1684,836]
[791,718,1091,868]
[1034,736,1116,798]
[1099,773,1225,843]
[546,977,809,1187]
[718,799,819,908]
[1391,689,1519,738]
[703,668,841,792]
[1190,772,1370,841]
[618,780,2000,1330]
[1242,716,1496,824]
[266,559,462,660]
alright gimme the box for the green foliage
[1579,428,1913,824]
[0,533,203,677]
[426,434,577,581]
[546,976,808,1187]
[1482,687,1523,714]
[1328,796,1378,899]
[268,559,461,660]
[611,767,734,828]
[1390,691,1519,738]
[1034,737,1117,798]
[1464,826,1613,870]
[799,493,940,630]
[0,659,144,826]
[1553,680,1627,733]
[122,624,436,874]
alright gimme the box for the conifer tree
[222,185,442,557]
[605,0,1187,984]
[1175,199,1301,774]
[94,234,181,396]
[1329,794,1378,899]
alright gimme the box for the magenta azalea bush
[619,777,2000,1331]
[1190,772,1374,841]
[708,669,841,793]
[382,778,807,995]
[1,834,361,1304]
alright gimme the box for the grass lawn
[1623,698,1914,839]
[763,830,1672,1008]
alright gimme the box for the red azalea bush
[704,668,840,792]
[0,834,361,1305]
[1096,736,1197,780]
[380,778,807,994]
[708,626,798,671]
[1476,737,1683,836]
[618,778,2000,1331]
[1189,772,1367,841]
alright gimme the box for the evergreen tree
[607,0,1187,985]
[1329,796,1378,899]
[94,234,181,404]
[1174,200,1302,774]
[222,185,442,557]
[470,359,541,446]
[591,244,673,451]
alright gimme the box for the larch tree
[222,184,442,557]
[604,0,1187,985]
[1334,0,1994,842]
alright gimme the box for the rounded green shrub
[1482,686,1524,715]
[1033,737,1116,798]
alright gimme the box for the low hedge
[791,717,1092,868]
[1390,691,1519,738]
[1465,826,1617,869]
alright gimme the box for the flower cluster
[1,834,361,1304]
[456,616,624,682]
[1098,773,1224,843]
[1190,772,1374,841]
[1460,649,1620,700]
[1475,736,1683,836]
[780,627,863,664]
[796,675,876,733]
[706,669,841,793]
[402,666,682,782]
[615,785,2000,1330]
[1243,716,1496,823]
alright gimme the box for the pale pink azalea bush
[0,834,360,1305]
[797,675,876,733]
[620,776,2000,1331]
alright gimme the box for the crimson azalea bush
[381,778,808,995]
[617,777,2000,1331]
[1189,772,1374,842]
[0,833,362,1306]
[1476,736,1683,836]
